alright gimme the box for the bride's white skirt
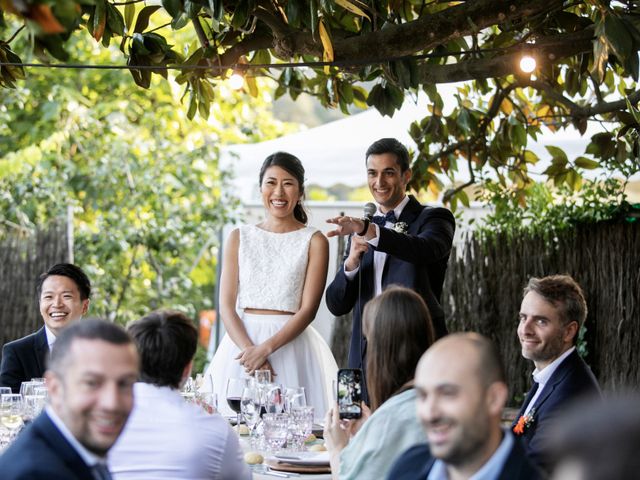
[203,313,338,421]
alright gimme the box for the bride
[203,151,338,419]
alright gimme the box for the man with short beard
[387,333,543,480]
[0,319,139,479]
[512,275,601,471]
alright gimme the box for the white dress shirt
[109,382,251,480]
[345,195,410,296]
[44,325,57,350]
[524,346,576,416]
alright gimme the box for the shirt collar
[45,405,105,467]
[428,429,514,480]
[532,346,576,385]
[44,325,57,350]
[376,195,410,219]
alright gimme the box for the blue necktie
[371,210,397,227]
[92,463,113,480]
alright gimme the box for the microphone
[363,202,376,221]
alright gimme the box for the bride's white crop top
[237,224,318,312]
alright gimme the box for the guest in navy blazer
[1,263,91,392]
[325,138,454,378]
[0,319,139,479]
[388,333,544,480]
[513,275,601,472]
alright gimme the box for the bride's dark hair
[259,152,308,224]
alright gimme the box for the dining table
[239,436,332,480]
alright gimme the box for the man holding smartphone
[325,138,454,398]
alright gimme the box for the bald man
[387,333,544,480]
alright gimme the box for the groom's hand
[326,215,365,238]
[344,235,369,271]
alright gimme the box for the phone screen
[337,368,363,419]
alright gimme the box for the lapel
[34,412,96,478]
[513,381,539,425]
[380,195,423,282]
[34,327,49,375]
[530,350,579,413]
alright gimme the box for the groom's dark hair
[365,138,410,172]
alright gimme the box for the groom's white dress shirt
[109,382,251,480]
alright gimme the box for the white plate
[273,451,330,466]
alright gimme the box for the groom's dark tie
[372,210,397,227]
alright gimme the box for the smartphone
[337,368,363,419]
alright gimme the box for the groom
[325,138,454,378]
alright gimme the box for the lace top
[237,224,317,312]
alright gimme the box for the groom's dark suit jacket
[513,349,601,471]
[0,410,97,479]
[326,195,454,370]
[386,436,545,480]
[1,326,49,393]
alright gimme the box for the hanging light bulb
[519,55,537,74]
[228,72,244,90]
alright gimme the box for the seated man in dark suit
[1,263,91,392]
[0,318,139,479]
[513,274,601,471]
[388,333,544,480]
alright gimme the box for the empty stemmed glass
[264,384,285,414]
[284,386,307,413]
[241,381,261,447]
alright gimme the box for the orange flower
[513,409,535,436]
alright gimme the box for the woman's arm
[218,229,254,351]
[236,231,329,370]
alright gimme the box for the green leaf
[574,157,600,169]
[124,3,135,32]
[604,14,632,63]
[546,145,568,163]
[134,6,161,33]
[106,4,125,37]
[162,0,182,18]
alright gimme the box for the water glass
[262,413,289,452]
[23,395,46,422]
[1,394,24,441]
[289,406,314,451]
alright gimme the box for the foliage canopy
[0,31,295,323]
[2,0,640,206]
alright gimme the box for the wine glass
[284,386,307,413]
[225,378,246,426]
[264,384,284,414]
[254,369,271,386]
[1,394,24,441]
[241,383,261,446]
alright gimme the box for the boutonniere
[513,408,536,435]
[393,222,408,234]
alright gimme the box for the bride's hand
[235,344,272,375]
